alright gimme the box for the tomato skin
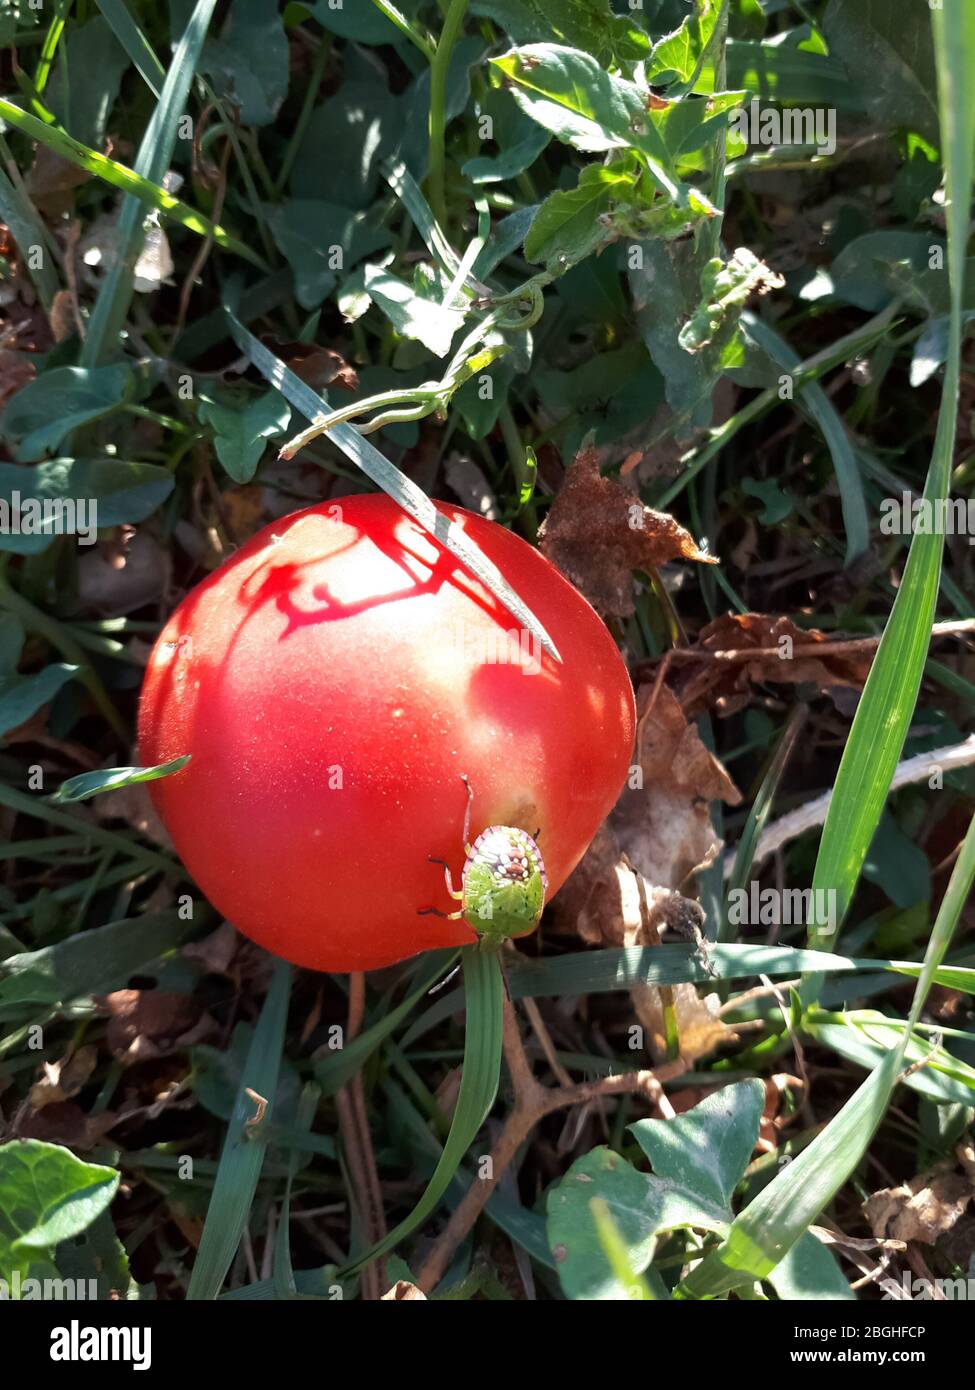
[138,495,635,972]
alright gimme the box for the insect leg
[460,773,475,855]
[428,855,463,899]
[417,906,465,921]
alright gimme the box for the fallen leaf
[97,989,213,1063]
[538,445,716,618]
[381,1281,426,1300]
[865,1159,974,1245]
[258,335,359,393]
[29,1044,98,1110]
[669,612,874,718]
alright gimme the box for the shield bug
[421,776,548,947]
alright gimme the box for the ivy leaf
[0,614,77,739]
[524,165,634,273]
[362,265,466,357]
[461,86,550,184]
[263,201,393,309]
[199,390,291,482]
[202,0,289,126]
[0,458,174,555]
[1,365,133,461]
[0,1140,119,1282]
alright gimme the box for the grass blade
[79,0,219,365]
[94,0,165,96]
[808,0,975,947]
[0,160,59,308]
[339,944,503,1275]
[187,959,292,1299]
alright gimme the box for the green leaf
[725,37,865,111]
[309,0,412,45]
[340,946,504,1274]
[648,0,726,93]
[1,365,133,461]
[628,1080,764,1208]
[198,391,291,482]
[263,200,393,309]
[767,1232,854,1301]
[461,85,550,185]
[470,0,649,63]
[823,0,939,143]
[0,1141,119,1280]
[524,165,632,273]
[0,163,60,309]
[0,457,174,555]
[201,0,288,126]
[49,15,130,148]
[50,757,191,805]
[361,264,466,357]
[807,1010,975,1106]
[826,230,951,315]
[54,1208,132,1301]
[0,611,77,737]
[0,908,192,1021]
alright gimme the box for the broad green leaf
[548,1081,762,1300]
[50,757,191,805]
[263,200,393,309]
[0,908,192,1020]
[54,1208,132,1301]
[49,15,130,148]
[0,1141,119,1280]
[629,1080,764,1208]
[826,231,952,315]
[807,1010,975,1106]
[725,37,865,112]
[362,265,466,357]
[823,0,939,143]
[1,365,133,461]
[310,0,413,45]
[201,0,288,126]
[198,390,291,482]
[0,458,174,556]
[648,0,725,93]
[0,612,77,736]
[0,163,60,308]
[524,165,633,273]
[461,86,550,185]
[470,0,649,63]
[767,1233,854,1301]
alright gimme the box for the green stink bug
[420,776,548,946]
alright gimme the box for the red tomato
[138,495,635,972]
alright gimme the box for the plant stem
[369,0,436,61]
[427,0,469,229]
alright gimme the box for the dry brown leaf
[182,921,241,976]
[0,348,36,409]
[537,445,716,618]
[29,1045,98,1111]
[864,1160,975,1245]
[633,985,731,1064]
[673,612,874,717]
[381,1281,427,1300]
[258,336,359,393]
[97,989,213,1063]
[16,1101,118,1149]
